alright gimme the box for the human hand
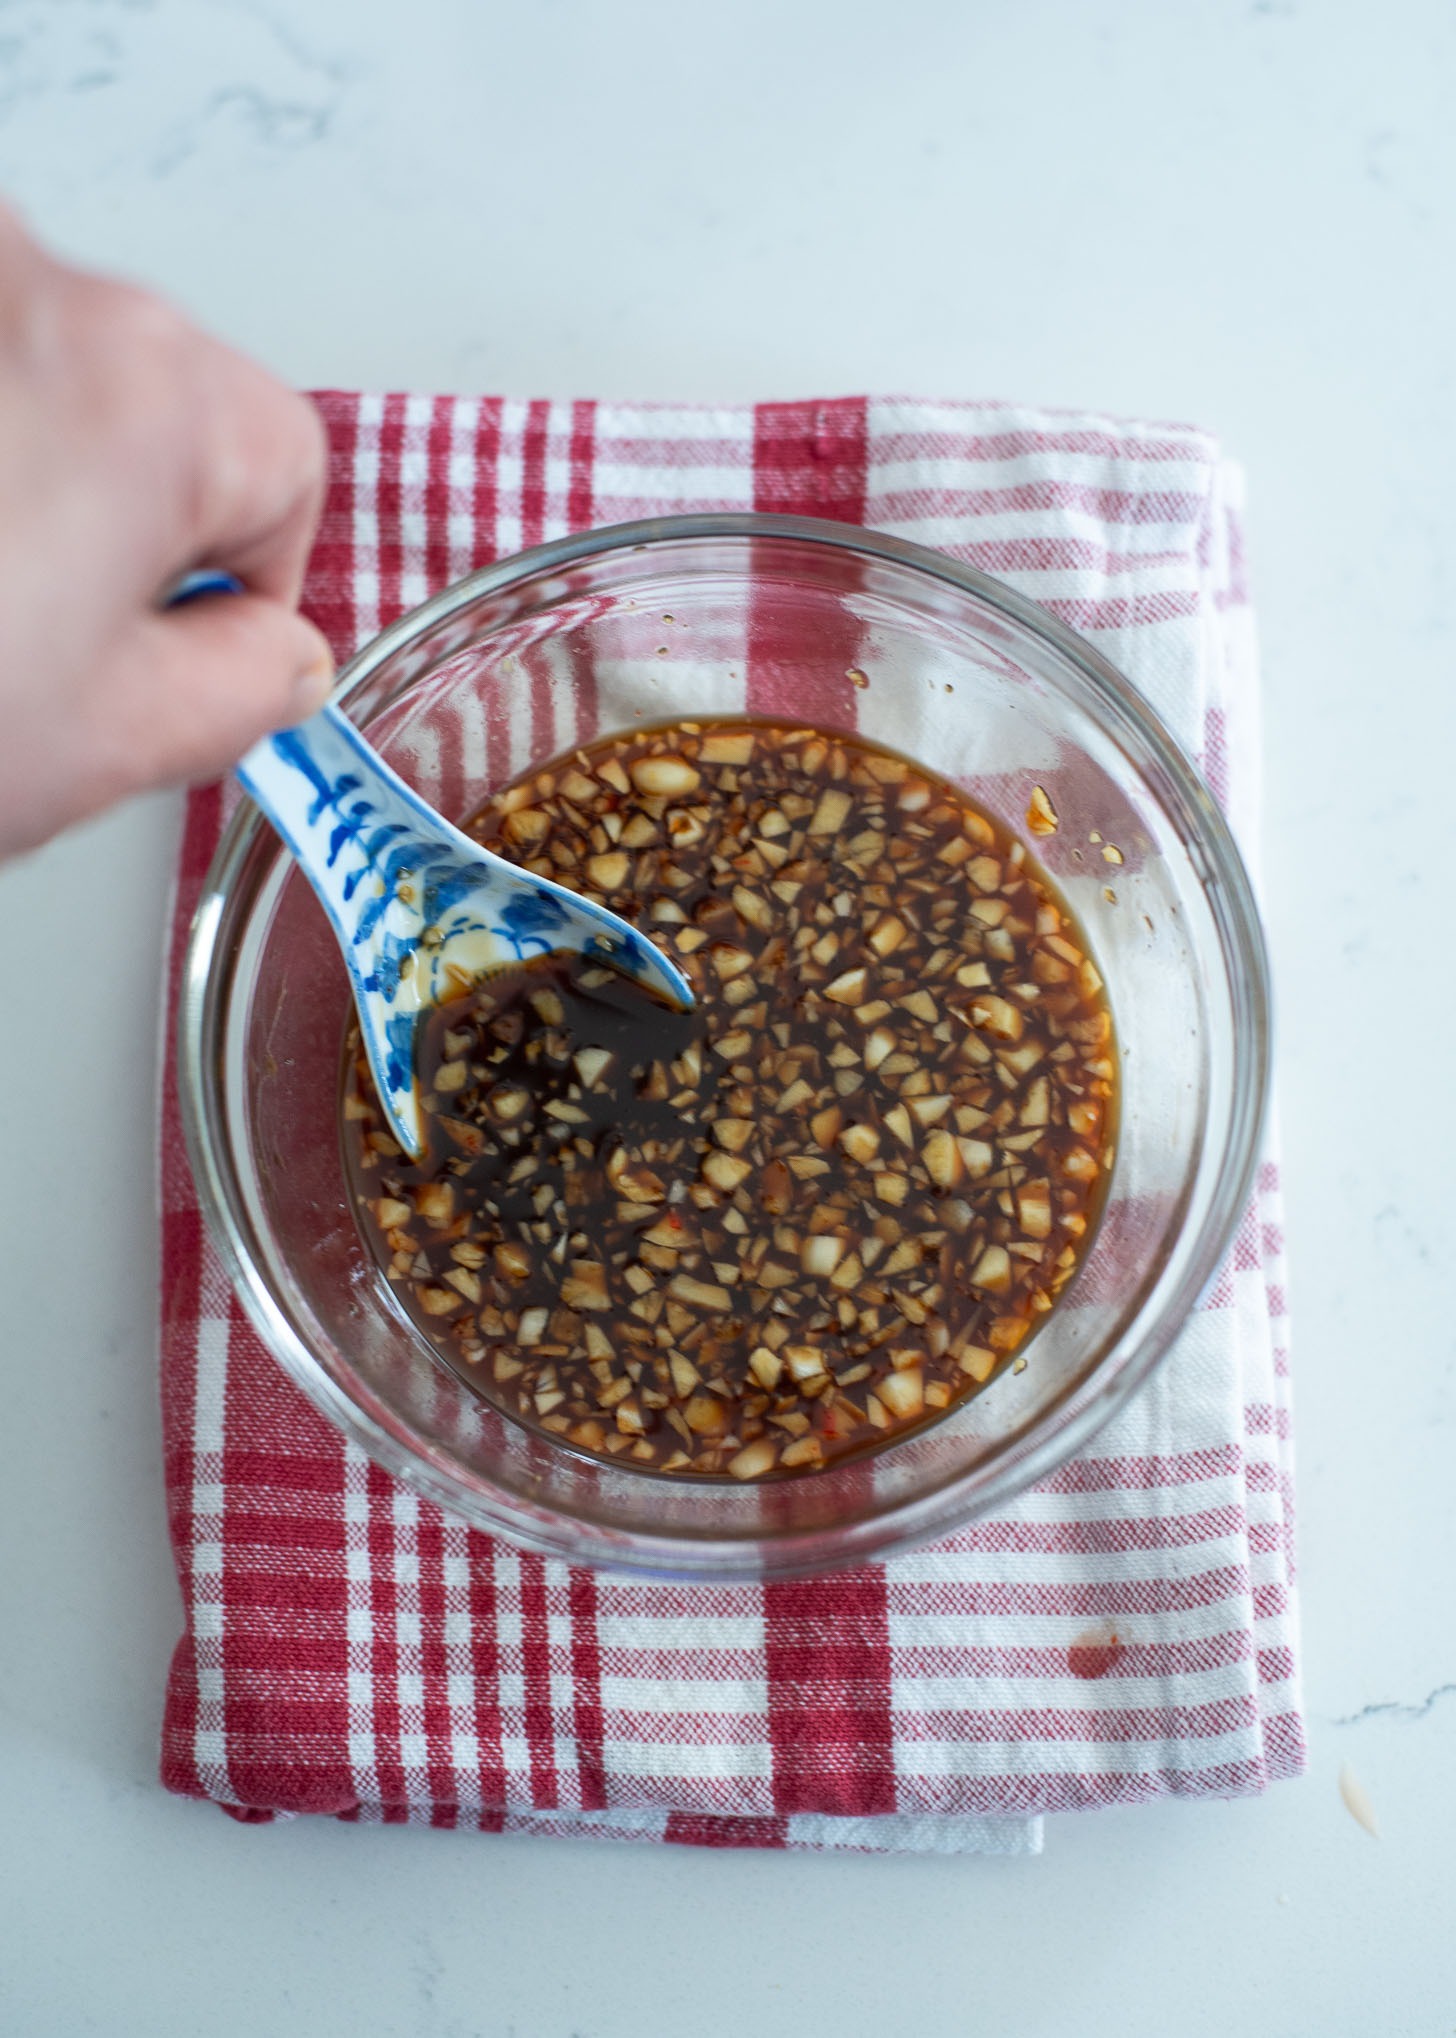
[0,205,333,857]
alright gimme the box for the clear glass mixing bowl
[178,514,1269,1578]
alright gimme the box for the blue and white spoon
[168,571,693,1159]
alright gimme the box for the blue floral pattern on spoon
[166,571,693,1159]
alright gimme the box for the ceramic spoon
[168,571,693,1160]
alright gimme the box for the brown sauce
[342,718,1115,1481]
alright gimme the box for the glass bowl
[178,514,1269,1579]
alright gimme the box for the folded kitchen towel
[158,394,1302,1855]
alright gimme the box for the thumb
[104,591,336,793]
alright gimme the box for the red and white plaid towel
[158,395,1302,1855]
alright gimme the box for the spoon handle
[233,705,447,965]
[163,570,440,959]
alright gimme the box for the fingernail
[289,650,335,719]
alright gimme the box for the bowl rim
[178,510,1272,1577]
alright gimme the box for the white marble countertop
[1,1,1452,2031]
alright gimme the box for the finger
[55,266,330,610]
[96,591,335,797]
[185,348,329,609]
